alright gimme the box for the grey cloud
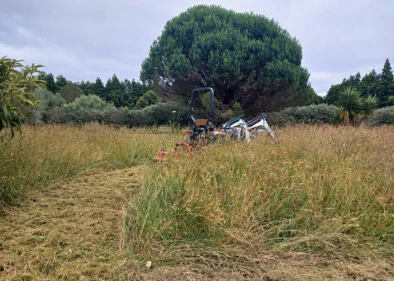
[1,0,393,95]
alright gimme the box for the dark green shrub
[23,89,66,125]
[372,106,394,125]
[128,103,188,127]
[69,108,103,124]
[267,104,339,126]
[102,107,129,125]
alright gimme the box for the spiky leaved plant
[337,87,361,126]
[360,95,378,127]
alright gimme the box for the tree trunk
[360,116,368,128]
[344,115,350,126]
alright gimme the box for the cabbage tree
[337,87,361,126]
[360,95,378,127]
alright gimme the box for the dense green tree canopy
[140,5,317,114]
[59,83,85,103]
[134,90,160,109]
[326,59,394,108]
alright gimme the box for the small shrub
[372,106,394,125]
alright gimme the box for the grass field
[1,124,394,280]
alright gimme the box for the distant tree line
[325,59,394,108]
[38,73,152,109]
[23,72,191,127]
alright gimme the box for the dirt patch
[0,167,143,281]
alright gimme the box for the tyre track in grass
[0,167,143,281]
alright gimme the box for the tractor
[154,87,274,161]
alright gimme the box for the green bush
[134,90,160,109]
[69,108,103,124]
[372,106,394,125]
[267,104,339,126]
[65,94,108,111]
[46,95,110,124]
[46,106,72,124]
[102,107,129,125]
[128,103,188,127]
[24,89,66,124]
[128,109,147,127]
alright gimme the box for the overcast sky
[1,0,393,96]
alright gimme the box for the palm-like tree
[338,87,361,126]
[360,95,378,127]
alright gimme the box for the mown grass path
[0,167,142,281]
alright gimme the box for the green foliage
[128,103,188,127]
[55,75,68,89]
[360,95,378,118]
[337,87,361,126]
[373,106,394,124]
[134,90,160,109]
[46,106,71,124]
[45,95,118,124]
[0,56,45,139]
[267,104,339,126]
[326,59,394,108]
[60,95,112,124]
[39,73,57,93]
[232,102,244,117]
[23,89,65,124]
[102,107,129,125]
[93,77,105,98]
[79,80,95,95]
[376,59,394,107]
[65,94,108,111]
[360,95,378,127]
[59,83,85,103]
[388,95,394,106]
[141,5,317,113]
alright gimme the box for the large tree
[376,59,394,107]
[93,77,105,99]
[105,74,124,107]
[140,5,317,114]
[325,73,361,105]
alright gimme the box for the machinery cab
[188,87,215,143]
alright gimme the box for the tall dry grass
[2,124,394,278]
[0,124,180,207]
[125,125,394,263]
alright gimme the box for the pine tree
[93,78,105,99]
[376,59,394,107]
